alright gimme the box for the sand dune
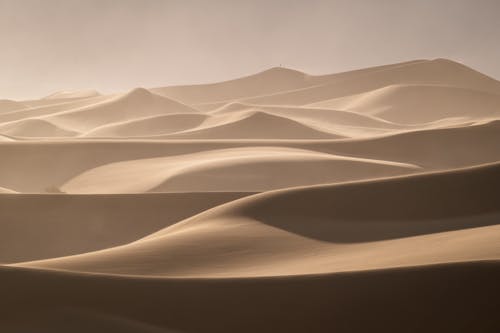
[60,147,418,193]
[1,58,500,331]
[0,118,498,193]
[0,192,252,263]
[42,88,198,133]
[1,59,498,139]
[18,162,500,277]
[311,84,500,123]
[211,104,409,138]
[330,118,500,168]
[162,111,341,139]
[151,67,318,104]
[83,105,402,139]
[0,118,80,137]
[83,113,208,137]
[0,94,114,124]
[237,59,500,108]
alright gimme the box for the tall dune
[44,88,198,132]
[151,67,316,104]
[240,59,500,107]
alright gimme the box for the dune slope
[0,192,253,263]
[18,163,500,277]
[60,147,418,193]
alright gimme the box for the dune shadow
[240,163,500,242]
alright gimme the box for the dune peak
[256,66,307,78]
[127,87,151,96]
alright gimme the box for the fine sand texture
[1,59,499,332]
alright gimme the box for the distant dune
[0,118,80,137]
[1,59,500,332]
[83,113,208,137]
[311,84,500,123]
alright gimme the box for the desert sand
[0,59,499,332]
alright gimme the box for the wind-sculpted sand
[1,59,499,332]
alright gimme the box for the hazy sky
[1,0,499,100]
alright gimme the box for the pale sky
[1,0,499,100]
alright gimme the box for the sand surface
[1,59,499,332]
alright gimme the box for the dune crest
[60,147,418,193]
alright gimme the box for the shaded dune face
[1,58,500,332]
[0,192,254,263]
